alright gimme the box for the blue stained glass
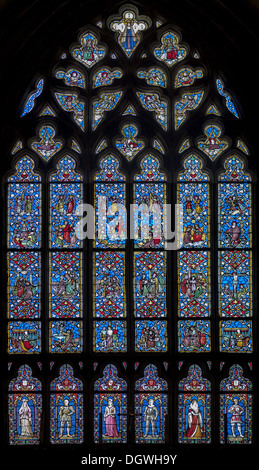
[49,320,83,353]
[175,67,204,88]
[135,320,167,352]
[134,251,166,318]
[8,321,41,354]
[30,125,63,161]
[93,251,126,318]
[178,251,210,317]
[178,365,211,444]
[178,320,211,352]
[219,251,252,317]
[136,92,167,129]
[135,365,168,443]
[93,320,127,352]
[94,364,127,443]
[92,92,122,130]
[50,252,82,318]
[55,92,85,130]
[71,31,106,68]
[137,68,167,87]
[218,182,251,248]
[50,365,83,444]
[114,123,145,161]
[8,251,40,319]
[21,78,44,117]
[220,320,252,352]
[55,68,85,88]
[93,67,123,88]
[153,31,187,66]
[216,78,239,118]
[8,365,42,445]
[109,9,150,57]
[175,91,204,129]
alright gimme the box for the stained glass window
[50,364,83,443]
[135,364,168,443]
[3,1,256,455]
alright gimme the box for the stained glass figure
[136,91,167,129]
[153,139,165,154]
[175,67,204,88]
[134,251,166,318]
[134,155,166,248]
[109,9,150,57]
[92,91,122,130]
[219,251,252,317]
[71,31,106,67]
[153,32,187,66]
[175,91,204,129]
[216,78,239,118]
[30,124,63,161]
[50,156,83,249]
[218,155,252,248]
[55,68,85,88]
[122,104,137,115]
[178,364,211,443]
[49,252,82,318]
[135,364,168,443]
[114,123,145,161]
[92,67,123,88]
[93,320,127,352]
[197,123,229,161]
[135,320,167,352]
[50,364,83,444]
[8,365,42,444]
[178,155,210,248]
[205,104,221,116]
[8,156,41,249]
[21,78,44,117]
[55,92,85,130]
[94,155,126,248]
[8,251,40,319]
[8,321,41,354]
[137,67,167,87]
[178,320,211,352]
[178,251,210,317]
[178,138,191,153]
[220,320,252,352]
[49,321,83,353]
[237,139,249,155]
[39,104,56,116]
[220,365,252,444]
[11,140,24,154]
[93,251,126,318]
[94,364,127,443]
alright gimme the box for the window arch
[2,0,257,460]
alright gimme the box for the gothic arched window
[4,1,256,459]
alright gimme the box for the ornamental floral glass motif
[6,2,255,449]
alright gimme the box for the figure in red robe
[185,399,203,438]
